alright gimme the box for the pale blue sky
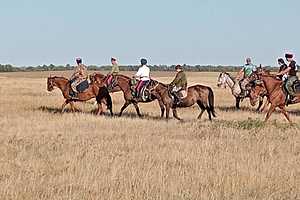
[0,0,299,66]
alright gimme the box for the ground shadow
[117,112,169,121]
[37,106,113,117]
[285,109,300,116]
[216,105,300,116]
[216,105,255,112]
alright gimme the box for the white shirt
[135,65,150,81]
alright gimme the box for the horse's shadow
[216,106,255,112]
[115,112,168,121]
[217,105,300,116]
[37,106,112,116]
[37,106,166,119]
[286,109,300,116]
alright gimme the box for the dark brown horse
[249,72,300,123]
[106,74,167,117]
[47,76,113,115]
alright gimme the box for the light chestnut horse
[249,72,300,123]
[47,76,113,115]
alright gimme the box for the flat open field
[0,71,299,200]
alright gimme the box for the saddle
[175,89,188,99]
[76,80,89,93]
[106,76,117,91]
[293,80,300,93]
[70,78,90,93]
[130,79,152,101]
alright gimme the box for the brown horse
[47,76,113,115]
[156,83,216,120]
[106,74,167,117]
[249,82,270,112]
[249,72,300,123]
[90,73,121,93]
[92,73,216,120]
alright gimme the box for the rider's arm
[277,67,291,76]
[170,73,181,85]
[111,64,117,74]
[134,68,142,78]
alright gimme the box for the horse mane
[221,72,235,80]
[49,76,69,81]
[116,74,131,79]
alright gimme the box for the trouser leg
[286,76,298,96]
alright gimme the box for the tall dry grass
[0,71,299,200]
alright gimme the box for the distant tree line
[0,63,290,73]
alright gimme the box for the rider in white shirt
[134,58,150,97]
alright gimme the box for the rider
[237,57,257,97]
[170,65,187,104]
[277,53,298,103]
[134,58,150,98]
[70,58,87,98]
[277,58,288,81]
[106,57,119,89]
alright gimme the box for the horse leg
[256,97,263,112]
[133,102,142,117]
[235,97,241,109]
[173,108,182,120]
[264,104,276,122]
[197,101,206,120]
[165,105,171,119]
[70,101,80,112]
[279,105,291,123]
[96,102,103,115]
[261,100,270,113]
[118,101,131,117]
[61,100,69,113]
[158,100,165,118]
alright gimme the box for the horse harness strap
[149,81,160,92]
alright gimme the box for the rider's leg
[136,81,144,97]
[286,76,297,97]
[240,78,249,97]
[70,80,79,98]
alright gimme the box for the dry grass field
[0,71,299,200]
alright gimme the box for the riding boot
[173,93,182,105]
[69,90,79,100]
[286,94,296,106]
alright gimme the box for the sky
[0,0,299,66]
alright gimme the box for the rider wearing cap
[170,65,187,104]
[70,58,87,98]
[134,58,150,98]
[106,57,120,90]
[237,57,257,97]
[277,53,298,103]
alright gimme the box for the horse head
[217,72,229,88]
[249,81,267,106]
[89,73,106,84]
[47,76,55,91]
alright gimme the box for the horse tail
[208,87,216,118]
